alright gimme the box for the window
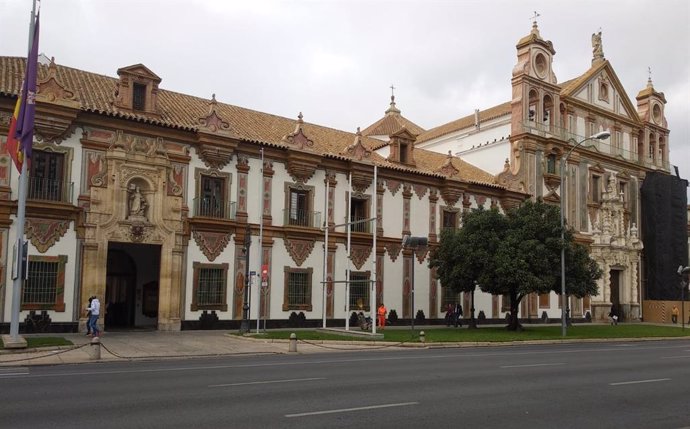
[191,263,228,311]
[441,209,458,230]
[539,293,550,308]
[350,197,369,232]
[546,154,556,174]
[289,188,309,226]
[133,83,147,111]
[29,150,65,201]
[501,294,511,312]
[441,285,459,310]
[22,255,67,311]
[349,271,371,310]
[590,175,601,204]
[618,181,627,203]
[399,142,409,164]
[198,175,226,218]
[283,267,312,311]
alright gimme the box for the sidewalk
[0,331,289,367]
[2,323,688,367]
[0,329,395,367]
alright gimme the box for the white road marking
[609,378,670,386]
[661,355,690,359]
[209,377,325,387]
[285,401,419,418]
[500,362,565,368]
[0,372,29,377]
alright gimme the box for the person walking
[377,303,387,330]
[86,296,101,337]
[85,296,93,336]
[671,305,679,324]
[453,302,463,327]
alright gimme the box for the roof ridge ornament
[198,93,231,133]
[282,112,314,150]
[437,150,460,177]
[36,56,78,105]
[341,126,372,161]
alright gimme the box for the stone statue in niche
[127,183,148,221]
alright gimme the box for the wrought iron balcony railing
[283,208,322,228]
[192,198,237,220]
[27,177,73,203]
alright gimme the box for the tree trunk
[506,293,523,331]
[469,288,477,329]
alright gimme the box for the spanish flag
[6,12,39,173]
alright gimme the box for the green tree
[430,207,506,328]
[430,199,601,331]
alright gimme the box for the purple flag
[14,12,39,163]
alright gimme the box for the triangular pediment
[560,61,640,124]
[117,64,162,83]
[390,127,417,141]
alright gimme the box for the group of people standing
[445,303,463,327]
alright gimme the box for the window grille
[23,260,58,305]
[288,271,310,306]
[197,268,225,306]
[350,198,369,232]
[440,284,459,310]
[349,272,370,310]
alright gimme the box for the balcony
[28,177,73,203]
[192,198,237,220]
[283,209,321,228]
[350,215,373,233]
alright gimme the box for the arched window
[543,95,554,129]
[528,90,539,122]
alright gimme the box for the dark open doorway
[610,269,621,319]
[105,242,161,330]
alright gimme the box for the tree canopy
[429,199,602,331]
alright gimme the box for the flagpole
[8,0,38,345]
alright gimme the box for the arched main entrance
[105,242,161,330]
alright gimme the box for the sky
[1,0,688,188]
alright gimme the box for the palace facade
[0,21,683,332]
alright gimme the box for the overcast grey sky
[2,0,688,186]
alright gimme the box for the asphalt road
[1,340,690,428]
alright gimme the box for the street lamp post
[403,235,428,330]
[560,131,610,337]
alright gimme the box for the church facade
[413,22,673,322]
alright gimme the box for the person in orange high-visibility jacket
[377,303,387,330]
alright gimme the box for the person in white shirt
[86,296,101,337]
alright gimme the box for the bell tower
[511,16,559,137]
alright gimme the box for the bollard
[419,331,425,343]
[289,333,297,353]
[89,337,101,360]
